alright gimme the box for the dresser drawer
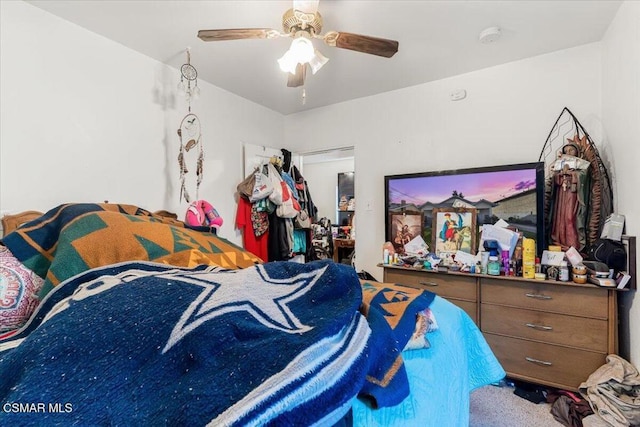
[485,333,605,390]
[481,304,607,352]
[481,279,608,319]
[384,269,477,301]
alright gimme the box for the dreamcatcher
[176,49,204,204]
[178,113,203,203]
[538,107,613,251]
[177,48,200,107]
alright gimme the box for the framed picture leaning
[389,211,424,255]
[432,207,477,261]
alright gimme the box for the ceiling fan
[197,0,399,88]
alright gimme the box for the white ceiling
[26,0,622,115]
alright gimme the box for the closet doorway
[301,147,355,265]
[299,147,355,227]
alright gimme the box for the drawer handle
[419,281,439,287]
[525,293,552,300]
[525,357,553,366]
[525,323,553,331]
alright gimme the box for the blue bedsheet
[351,296,505,427]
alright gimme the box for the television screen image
[384,162,545,256]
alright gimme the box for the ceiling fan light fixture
[278,35,318,74]
[308,49,329,74]
[289,36,315,63]
[278,50,298,74]
[199,2,399,88]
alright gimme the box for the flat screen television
[384,162,546,258]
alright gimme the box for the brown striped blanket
[1,203,261,297]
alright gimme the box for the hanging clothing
[235,197,268,262]
[292,165,318,222]
[234,158,320,264]
[281,171,299,201]
[281,148,292,173]
[291,164,318,261]
[293,230,307,254]
[267,212,290,261]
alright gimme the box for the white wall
[302,158,355,222]
[601,1,640,364]
[284,39,639,366]
[0,1,283,245]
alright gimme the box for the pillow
[0,245,43,332]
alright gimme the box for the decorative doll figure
[549,142,589,251]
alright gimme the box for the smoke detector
[478,26,502,44]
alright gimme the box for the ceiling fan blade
[287,63,306,88]
[293,0,319,14]
[328,32,399,58]
[197,28,275,42]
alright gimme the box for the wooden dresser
[384,267,479,323]
[382,265,619,391]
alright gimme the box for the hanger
[269,155,283,168]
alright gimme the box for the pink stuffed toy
[185,200,223,228]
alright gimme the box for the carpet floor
[470,383,563,427]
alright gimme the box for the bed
[0,203,504,426]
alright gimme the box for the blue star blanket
[0,260,371,426]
